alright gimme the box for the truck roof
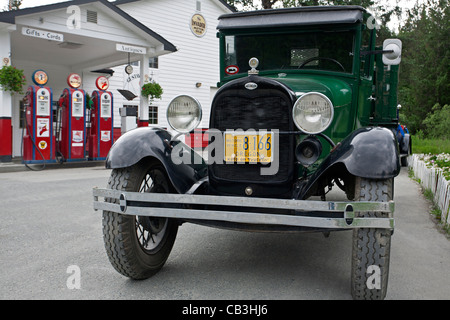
[217,5,367,30]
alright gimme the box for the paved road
[0,166,449,300]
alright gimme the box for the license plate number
[224,132,273,164]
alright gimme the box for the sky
[1,0,423,10]
[1,0,70,9]
[1,0,425,32]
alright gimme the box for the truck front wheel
[102,160,178,280]
[351,177,393,300]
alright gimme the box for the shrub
[0,65,27,94]
[423,104,450,139]
[141,82,163,100]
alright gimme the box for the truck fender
[298,127,400,199]
[106,127,207,194]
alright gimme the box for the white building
[0,0,234,161]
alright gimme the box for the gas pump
[56,73,86,162]
[22,70,56,164]
[88,76,114,160]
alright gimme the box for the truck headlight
[292,92,334,134]
[167,95,202,133]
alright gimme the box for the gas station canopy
[0,0,179,162]
[0,0,177,71]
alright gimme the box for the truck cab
[210,6,402,200]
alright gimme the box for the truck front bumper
[93,188,394,230]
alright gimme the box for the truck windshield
[224,30,355,75]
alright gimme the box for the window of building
[129,58,159,69]
[149,57,159,69]
[19,99,25,128]
[149,106,158,124]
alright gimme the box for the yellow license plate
[224,132,273,164]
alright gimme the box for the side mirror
[382,39,402,65]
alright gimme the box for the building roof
[217,5,366,30]
[0,0,177,53]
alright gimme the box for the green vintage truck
[94,6,403,300]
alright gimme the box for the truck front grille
[210,92,293,183]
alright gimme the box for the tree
[397,0,450,134]
[262,0,278,8]
[226,0,401,37]
[423,104,450,139]
[227,0,383,10]
[281,0,375,7]
[8,0,22,10]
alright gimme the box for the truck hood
[268,74,353,108]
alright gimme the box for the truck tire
[400,141,412,167]
[351,177,393,300]
[400,155,408,167]
[102,160,178,280]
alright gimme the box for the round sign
[225,65,239,75]
[38,141,47,150]
[32,70,48,86]
[190,13,206,37]
[67,73,82,88]
[95,76,109,91]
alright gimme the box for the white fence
[409,154,450,228]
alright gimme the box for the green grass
[422,187,449,238]
[412,136,450,154]
[423,189,442,220]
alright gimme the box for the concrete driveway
[0,166,449,300]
